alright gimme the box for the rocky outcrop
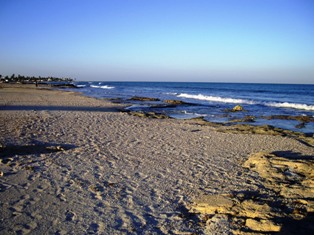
[128,111,170,119]
[243,152,314,200]
[164,100,188,105]
[263,115,314,123]
[192,195,234,215]
[217,124,314,147]
[129,96,160,101]
[296,122,306,129]
[189,152,314,234]
[224,105,245,112]
[229,115,256,123]
[232,105,244,112]
[245,218,281,232]
[262,115,314,130]
[184,118,314,147]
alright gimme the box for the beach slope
[1,85,313,234]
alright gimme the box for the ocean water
[70,82,314,134]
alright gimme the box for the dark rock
[229,116,255,123]
[182,117,314,147]
[108,98,123,103]
[295,122,306,129]
[263,115,313,123]
[147,112,170,119]
[185,117,224,127]
[243,116,256,122]
[52,83,78,88]
[164,100,188,105]
[129,111,146,118]
[129,111,170,119]
[129,96,160,101]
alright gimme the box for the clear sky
[1,0,314,83]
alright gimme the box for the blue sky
[0,0,313,83]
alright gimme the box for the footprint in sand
[10,194,31,216]
[93,164,105,179]
[30,209,43,220]
[107,160,116,169]
[86,222,104,234]
[94,202,105,216]
[14,221,38,235]
[94,172,102,180]
[34,183,49,193]
[125,210,147,231]
[150,188,161,201]
[28,172,40,182]
[0,182,12,192]
[65,210,76,222]
[57,193,67,202]
[55,229,67,235]
[88,184,105,200]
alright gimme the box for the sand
[1,84,313,234]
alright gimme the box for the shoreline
[70,81,314,135]
[1,84,313,234]
[2,83,313,146]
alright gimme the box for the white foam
[177,93,255,104]
[182,110,206,116]
[165,92,178,95]
[90,85,115,89]
[76,85,86,88]
[266,102,314,111]
[177,93,314,111]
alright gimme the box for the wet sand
[1,84,313,234]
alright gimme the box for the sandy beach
[1,85,313,234]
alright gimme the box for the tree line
[0,74,74,83]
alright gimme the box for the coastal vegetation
[0,74,74,84]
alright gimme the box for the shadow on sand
[0,105,123,112]
[271,150,314,160]
[277,212,314,235]
[0,143,76,159]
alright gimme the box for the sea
[68,82,314,134]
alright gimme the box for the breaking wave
[266,102,314,111]
[90,85,115,89]
[177,93,314,111]
[177,93,255,104]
